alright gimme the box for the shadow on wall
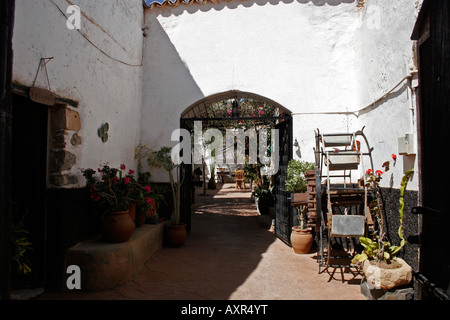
[140,16,204,150]
[152,0,357,17]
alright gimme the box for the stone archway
[179,90,294,245]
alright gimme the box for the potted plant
[11,214,32,276]
[148,146,187,247]
[135,172,165,227]
[352,156,414,291]
[252,185,275,216]
[81,163,137,243]
[285,159,315,254]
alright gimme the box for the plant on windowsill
[81,163,138,243]
[352,154,414,290]
[147,146,187,247]
[285,159,315,254]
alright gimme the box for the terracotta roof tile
[144,0,236,9]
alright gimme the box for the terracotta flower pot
[362,258,412,290]
[128,202,136,222]
[290,227,313,254]
[165,223,187,248]
[100,210,135,243]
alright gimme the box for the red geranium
[81,163,138,212]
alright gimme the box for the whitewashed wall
[141,0,360,181]
[12,0,144,186]
[142,0,422,189]
[12,0,422,189]
[354,0,422,190]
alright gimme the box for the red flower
[144,186,151,193]
[124,177,130,185]
[366,169,373,175]
[375,170,383,176]
[120,164,126,170]
[128,169,135,175]
[392,154,397,160]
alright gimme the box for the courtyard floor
[39,183,365,300]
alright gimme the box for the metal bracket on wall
[411,206,442,220]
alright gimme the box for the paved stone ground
[39,183,365,300]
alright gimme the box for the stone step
[65,223,164,292]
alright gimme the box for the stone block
[52,106,81,132]
[65,223,164,292]
[49,150,77,173]
[65,109,81,132]
[70,133,82,146]
[360,277,415,300]
[50,174,78,187]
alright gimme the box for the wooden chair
[235,170,246,190]
[218,168,226,184]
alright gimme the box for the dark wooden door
[414,0,450,300]
[274,118,293,245]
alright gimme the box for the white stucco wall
[12,0,144,186]
[141,0,361,181]
[141,0,422,189]
[353,0,422,190]
[11,0,422,189]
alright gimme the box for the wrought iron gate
[178,91,293,239]
[274,119,293,245]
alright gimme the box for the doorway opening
[10,94,49,290]
[179,91,294,245]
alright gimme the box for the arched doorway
[179,90,294,245]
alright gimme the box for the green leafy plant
[135,173,165,218]
[11,216,32,275]
[252,186,275,205]
[147,146,185,226]
[352,159,414,265]
[81,163,138,212]
[285,159,314,193]
[245,162,263,189]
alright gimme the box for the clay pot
[128,202,137,222]
[362,258,412,290]
[100,210,135,243]
[165,223,187,248]
[290,227,313,254]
